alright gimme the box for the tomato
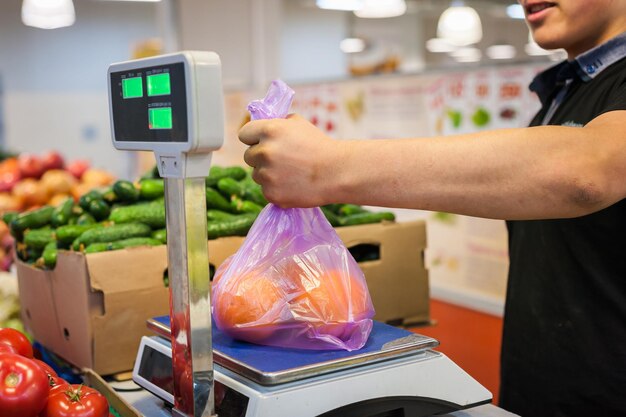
[0,352,49,417]
[0,344,17,354]
[48,374,67,389]
[41,384,109,417]
[33,359,57,377]
[0,328,33,358]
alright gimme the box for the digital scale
[108,51,492,417]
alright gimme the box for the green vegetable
[205,187,233,212]
[320,207,340,227]
[230,197,264,214]
[113,180,140,202]
[55,223,103,245]
[51,198,75,227]
[206,210,237,221]
[78,190,103,211]
[139,179,165,200]
[41,241,58,269]
[88,199,111,221]
[10,206,55,238]
[73,223,152,251]
[109,202,166,229]
[207,214,257,239]
[76,212,97,225]
[338,204,369,216]
[83,242,115,254]
[1,211,19,225]
[84,237,162,253]
[206,166,247,187]
[216,177,246,198]
[339,211,395,226]
[24,229,56,249]
[151,228,167,244]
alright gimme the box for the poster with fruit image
[291,83,341,138]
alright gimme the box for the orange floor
[409,299,503,405]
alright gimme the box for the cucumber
[24,229,56,249]
[151,228,167,244]
[109,202,166,229]
[322,204,343,215]
[10,206,55,238]
[339,211,396,226]
[2,211,19,225]
[56,223,102,245]
[51,198,75,227]
[216,177,246,198]
[18,246,43,264]
[84,242,115,254]
[206,210,237,221]
[206,166,247,187]
[338,204,369,216]
[239,176,268,206]
[113,180,140,202]
[230,197,264,214]
[101,186,118,204]
[76,212,97,225]
[139,179,165,200]
[84,237,161,254]
[41,241,58,269]
[88,199,111,221]
[207,214,257,239]
[78,190,103,211]
[205,187,233,212]
[73,223,152,251]
[320,206,341,227]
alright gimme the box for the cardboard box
[17,247,171,376]
[17,219,428,375]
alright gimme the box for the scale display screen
[138,344,250,417]
[110,62,188,142]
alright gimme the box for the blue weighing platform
[148,315,439,385]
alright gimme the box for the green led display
[147,73,171,96]
[122,77,143,99]
[149,107,173,130]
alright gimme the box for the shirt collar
[529,31,626,106]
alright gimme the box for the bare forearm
[330,124,621,220]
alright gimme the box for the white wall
[0,0,161,178]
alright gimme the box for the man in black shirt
[239,1,626,415]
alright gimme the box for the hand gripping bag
[211,80,375,351]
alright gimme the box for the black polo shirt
[500,35,626,416]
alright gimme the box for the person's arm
[239,110,626,220]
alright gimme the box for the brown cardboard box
[17,247,171,376]
[17,219,428,375]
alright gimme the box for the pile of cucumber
[4,165,394,270]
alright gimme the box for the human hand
[239,114,345,208]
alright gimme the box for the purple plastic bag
[211,80,375,351]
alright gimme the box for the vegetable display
[8,165,395,270]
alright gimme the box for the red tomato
[0,352,49,417]
[33,359,57,377]
[48,375,67,389]
[0,344,17,354]
[0,328,34,358]
[41,384,109,417]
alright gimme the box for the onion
[12,179,49,208]
[40,169,77,196]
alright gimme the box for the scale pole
[165,176,216,417]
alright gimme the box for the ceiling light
[506,4,525,19]
[316,0,363,11]
[426,37,457,53]
[486,44,516,60]
[450,47,482,62]
[354,0,407,18]
[437,5,483,46]
[340,38,366,53]
[22,0,75,29]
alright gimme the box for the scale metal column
[107,51,224,417]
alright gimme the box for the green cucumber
[206,166,247,187]
[205,187,233,212]
[230,197,264,214]
[109,202,166,229]
[78,190,103,211]
[320,206,341,227]
[73,223,152,251]
[339,211,396,226]
[206,210,237,221]
[2,211,19,225]
[41,241,58,269]
[322,204,343,215]
[338,204,369,216]
[151,228,167,244]
[111,237,162,249]
[113,180,140,202]
[216,177,246,198]
[56,223,103,245]
[51,198,75,227]
[24,229,56,249]
[101,186,118,204]
[207,214,257,239]
[139,179,165,200]
[18,246,43,264]
[10,206,55,238]
[88,199,111,221]
[76,212,96,225]
[84,242,115,254]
